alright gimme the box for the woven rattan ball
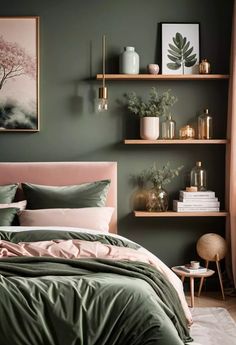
[196,233,227,261]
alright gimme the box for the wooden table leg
[198,260,209,297]
[190,276,195,308]
[216,254,225,300]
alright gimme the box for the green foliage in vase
[146,162,184,187]
[131,162,184,189]
[167,32,197,73]
[125,87,177,117]
[130,169,147,188]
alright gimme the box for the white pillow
[19,207,114,232]
[0,200,27,211]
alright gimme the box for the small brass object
[179,125,195,139]
[199,59,211,74]
[186,186,198,192]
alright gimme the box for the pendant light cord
[102,35,106,88]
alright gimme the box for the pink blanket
[0,239,155,264]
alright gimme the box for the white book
[179,197,218,203]
[173,200,220,208]
[173,207,220,212]
[177,265,208,273]
[179,190,215,199]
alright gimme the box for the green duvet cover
[0,229,192,345]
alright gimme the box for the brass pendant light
[97,35,108,112]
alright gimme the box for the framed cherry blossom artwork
[0,16,39,132]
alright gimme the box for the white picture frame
[161,22,200,75]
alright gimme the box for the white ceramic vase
[120,47,139,74]
[140,117,159,140]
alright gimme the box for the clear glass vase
[146,185,168,212]
[161,115,176,139]
[190,161,207,191]
[198,108,213,139]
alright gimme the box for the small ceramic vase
[140,117,159,140]
[119,47,139,74]
[148,64,159,74]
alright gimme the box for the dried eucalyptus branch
[125,87,177,117]
[146,162,184,187]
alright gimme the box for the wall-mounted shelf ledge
[124,139,228,145]
[134,211,228,217]
[96,74,230,80]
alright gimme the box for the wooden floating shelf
[134,211,228,217]
[96,74,230,80]
[124,139,228,145]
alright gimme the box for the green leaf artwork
[167,32,197,73]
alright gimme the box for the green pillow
[0,208,19,226]
[0,184,18,203]
[22,180,111,209]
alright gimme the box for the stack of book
[173,190,220,212]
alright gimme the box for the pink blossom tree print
[0,17,38,131]
[0,36,36,91]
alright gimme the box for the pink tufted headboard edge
[0,162,117,233]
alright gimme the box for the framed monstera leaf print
[0,17,39,132]
[161,23,200,75]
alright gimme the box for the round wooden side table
[171,266,215,308]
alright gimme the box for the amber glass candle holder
[179,125,195,139]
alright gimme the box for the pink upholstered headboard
[0,162,117,233]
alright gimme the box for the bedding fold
[0,256,192,344]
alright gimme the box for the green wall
[0,0,233,266]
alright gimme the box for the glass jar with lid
[190,161,207,191]
[179,125,195,139]
[198,108,213,139]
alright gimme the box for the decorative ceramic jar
[120,46,139,74]
[148,64,159,74]
[146,185,168,212]
[140,117,159,140]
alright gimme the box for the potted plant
[145,162,183,212]
[126,87,177,140]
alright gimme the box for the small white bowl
[148,64,160,75]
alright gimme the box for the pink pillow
[0,200,27,211]
[19,207,114,232]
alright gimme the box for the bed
[0,162,193,345]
